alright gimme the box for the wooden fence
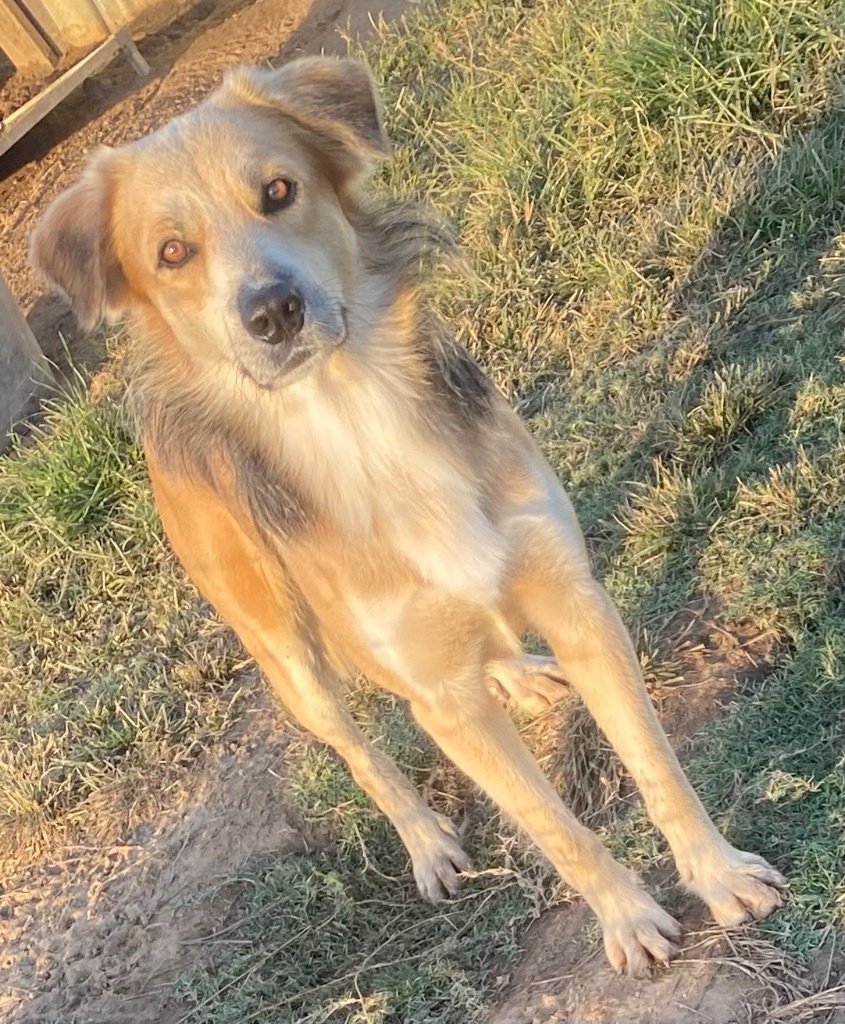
[1,0,155,444]
[1,0,161,72]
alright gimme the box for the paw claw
[681,843,786,928]
[408,812,471,902]
[601,892,682,976]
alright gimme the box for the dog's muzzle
[239,283,305,346]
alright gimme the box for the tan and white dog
[30,57,784,975]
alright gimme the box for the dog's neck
[128,283,498,549]
[254,283,496,514]
[248,291,508,596]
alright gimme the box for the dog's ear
[29,147,128,330]
[221,58,391,184]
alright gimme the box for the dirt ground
[0,3,835,1022]
[0,680,304,1023]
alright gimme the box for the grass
[3,0,845,1018]
[0,367,246,865]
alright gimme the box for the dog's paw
[599,892,683,978]
[680,842,786,927]
[408,813,472,902]
[485,654,569,716]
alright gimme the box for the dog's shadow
[538,105,845,649]
[574,106,845,860]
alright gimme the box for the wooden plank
[115,29,150,76]
[18,0,64,55]
[0,0,56,73]
[0,270,52,444]
[86,0,115,33]
[0,35,120,158]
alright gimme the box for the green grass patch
[0,376,245,858]
[4,0,845,1017]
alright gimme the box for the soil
[487,905,756,1024]
[0,683,303,1024]
[0,4,832,1022]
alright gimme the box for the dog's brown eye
[159,239,193,268]
[263,177,296,214]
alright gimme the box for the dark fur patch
[349,198,495,426]
[127,367,308,543]
[350,198,459,282]
[422,322,495,427]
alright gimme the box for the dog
[30,56,784,976]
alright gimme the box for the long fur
[125,197,495,546]
[30,56,786,979]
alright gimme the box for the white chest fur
[266,368,507,603]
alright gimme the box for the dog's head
[30,58,391,389]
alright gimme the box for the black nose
[240,285,305,344]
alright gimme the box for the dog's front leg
[263,657,472,902]
[147,455,470,901]
[511,494,786,942]
[382,593,681,976]
[412,676,681,976]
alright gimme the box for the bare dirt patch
[488,906,757,1024]
[489,920,845,1024]
[1,682,303,1024]
[653,600,782,743]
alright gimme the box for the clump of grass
[667,360,791,469]
[0,379,245,863]
[617,460,726,571]
[596,0,841,134]
[684,622,845,957]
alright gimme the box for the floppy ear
[220,57,391,184]
[29,147,128,330]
